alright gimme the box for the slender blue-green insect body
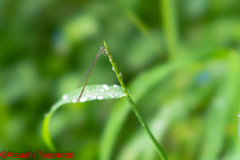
[77,47,105,102]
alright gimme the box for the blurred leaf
[0,61,38,105]
[221,52,240,160]
[183,0,208,19]
[199,51,240,160]
[42,84,126,151]
[125,9,150,37]
[63,14,99,42]
[53,14,100,53]
[189,19,240,48]
[125,32,163,72]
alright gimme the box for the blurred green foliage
[0,0,240,160]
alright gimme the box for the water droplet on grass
[98,96,104,100]
[62,94,68,100]
[103,84,109,90]
[80,97,87,102]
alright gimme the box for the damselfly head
[100,46,105,52]
[100,46,108,56]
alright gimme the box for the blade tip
[103,41,108,49]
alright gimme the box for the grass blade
[42,84,126,150]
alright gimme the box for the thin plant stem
[104,41,169,160]
[160,0,179,60]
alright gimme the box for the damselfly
[77,47,106,102]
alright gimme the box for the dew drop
[62,94,68,100]
[103,84,109,90]
[92,95,96,99]
[110,94,114,98]
[98,96,104,100]
[72,99,77,103]
[104,49,108,53]
[114,84,117,87]
[80,97,87,102]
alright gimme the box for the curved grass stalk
[104,41,168,160]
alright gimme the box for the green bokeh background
[1,0,240,159]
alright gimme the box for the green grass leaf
[42,84,126,151]
[199,51,240,160]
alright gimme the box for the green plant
[42,42,169,159]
